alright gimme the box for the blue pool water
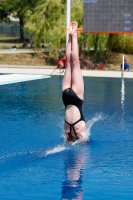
[0,75,133,200]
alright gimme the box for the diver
[62,21,87,143]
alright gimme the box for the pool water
[0,75,133,200]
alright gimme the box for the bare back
[64,105,86,139]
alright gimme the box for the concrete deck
[0,64,133,78]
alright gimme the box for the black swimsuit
[62,88,85,138]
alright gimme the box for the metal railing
[0,22,20,37]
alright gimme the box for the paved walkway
[0,64,133,78]
[0,49,46,54]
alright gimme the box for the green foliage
[71,0,83,26]
[78,33,109,62]
[3,0,38,19]
[24,0,85,51]
[1,0,133,57]
[112,34,133,54]
[0,1,10,22]
[0,0,39,40]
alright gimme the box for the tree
[25,0,66,50]
[24,0,84,51]
[0,1,10,22]
[0,0,38,40]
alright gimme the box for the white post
[66,0,71,45]
[122,55,124,77]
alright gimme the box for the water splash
[0,114,104,164]
[86,113,105,137]
[45,145,66,156]
[121,78,125,117]
[65,113,105,146]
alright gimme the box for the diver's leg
[71,22,84,100]
[62,33,72,91]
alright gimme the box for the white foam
[121,78,125,115]
[0,74,51,85]
[60,113,105,145]
[0,114,105,162]
[86,113,105,138]
[86,113,104,129]
[45,145,66,156]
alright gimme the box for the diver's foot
[72,21,78,36]
[68,22,73,34]
[68,21,78,35]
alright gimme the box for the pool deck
[0,64,133,78]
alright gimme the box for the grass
[0,36,23,49]
[0,52,56,66]
[0,36,57,66]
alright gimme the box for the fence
[0,22,20,37]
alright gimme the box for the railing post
[122,55,124,78]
